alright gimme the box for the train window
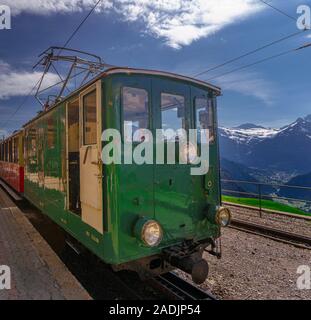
[161,93,185,141]
[27,128,37,161]
[13,137,18,163]
[83,90,97,145]
[123,87,149,142]
[195,97,215,143]
[4,142,8,162]
[22,137,24,160]
[68,99,80,152]
[8,139,12,162]
[47,114,56,148]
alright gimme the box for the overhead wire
[194,1,308,78]
[1,0,103,132]
[258,0,297,22]
[193,30,306,78]
[205,42,311,82]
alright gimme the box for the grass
[222,195,310,217]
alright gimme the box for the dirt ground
[178,227,310,300]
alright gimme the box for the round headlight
[216,207,232,227]
[135,218,163,247]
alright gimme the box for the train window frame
[26,127,38,165]
[67,98,80,153]
[122,86,150,143]
[13,137,19,163]
[4,141,8,162]
[47,113,56,149]
[194,96,216,144]
[8,139,12,162]
[0,142,3,161]
[82,89,97,146]
[160,92,186,141]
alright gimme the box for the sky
[0,0,311,137]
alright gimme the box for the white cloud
[1,0,106,15]
[2,0,265,48]
[0,61,59,100]
[214,71,277,105]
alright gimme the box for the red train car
[0,131,24,193]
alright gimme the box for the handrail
[221,179,311,216]
[221,179,311,191]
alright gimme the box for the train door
[191,86,220,209]
[67,98,81,215]
[37,125,45,208]
[79,82,103,233]
[152,79,195,238]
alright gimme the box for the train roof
[105,68,221,93]
[0,130,22,143]
[22,67,221,128]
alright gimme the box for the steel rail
[230,218,311,250]
[149,272,217,300]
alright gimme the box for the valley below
[219,115,311,214]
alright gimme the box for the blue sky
[0,0,310,136]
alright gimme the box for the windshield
[195,97,215,143]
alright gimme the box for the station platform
[0,185,91,300]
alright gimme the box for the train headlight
[134,218,163,247]
[215,207,232,227]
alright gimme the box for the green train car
[2,68,231,284]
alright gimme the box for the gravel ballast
[176,207,311,300]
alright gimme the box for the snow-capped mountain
[219,124,279,146]
[219,115,311,176]
[278,116,311,139]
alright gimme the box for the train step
[0,179,23,201]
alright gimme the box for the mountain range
[219,115,311,179]
[219,115,311,210]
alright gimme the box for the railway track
[230,218,311,250]
[149,272,217,300]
